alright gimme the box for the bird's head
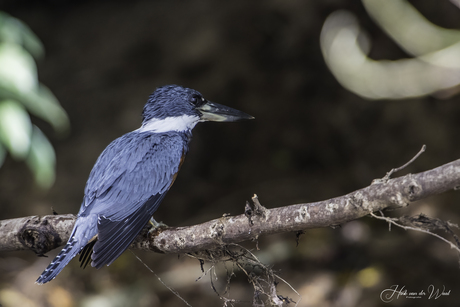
[140,85,254,133]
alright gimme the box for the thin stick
[228,243,302,306]
[383,145,426,180]
[273,273,302,307]
[129,250,193,307]
[370,212,460,253]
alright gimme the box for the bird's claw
[148,217,168,233]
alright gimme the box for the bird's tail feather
[35,237,80,285]
[79,239,96,269]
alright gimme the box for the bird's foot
[148,217,168,233]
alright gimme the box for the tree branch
[1,158,459,256]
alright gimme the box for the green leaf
[0,11,44,58]
[0,44,69,134]
[0,99,32,159]
[0,42,37,93]
[25,84,70,134]
[26,125,56,189]
[0,11,68,190]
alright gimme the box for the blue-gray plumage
[36,85,253,284]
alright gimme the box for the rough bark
[1,158,459,256]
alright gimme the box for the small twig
[129,250,192,307]
[273,274,301,307]
[189,250,241,306]
[382,145,426,181]
[370,212,460,254]
[188,243,300,306]
[195,262,215,282]
[228,243,300,306]
[224,262,235,296]
[378,210,393,231]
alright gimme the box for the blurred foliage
[0,11,69,189]
[321,0,460,100]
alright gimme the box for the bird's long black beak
[197,101,254,122]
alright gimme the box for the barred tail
[35,237,80,285]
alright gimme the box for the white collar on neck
[136,114,200,133]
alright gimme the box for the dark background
[1,1,459,306]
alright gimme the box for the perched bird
[36,85,253,284]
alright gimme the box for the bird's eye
[190,94,205,106]
[190,94,199,104]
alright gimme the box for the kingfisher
[36,85,253,284]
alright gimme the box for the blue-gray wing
[80,131,186,219]
[78,131,188,268]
